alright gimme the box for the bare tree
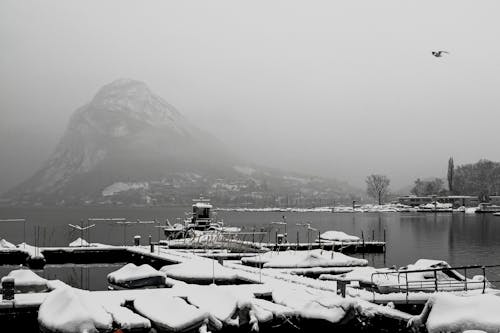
[447,157,454,194]
[366,174,390,205]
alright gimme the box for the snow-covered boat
[133,294,209,333]
[107,263,165,289]
[241,250,368,268]
[164,198,241,239]
[327,259,490,294]
[160,259,241,284]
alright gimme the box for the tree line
[365,158,500,204]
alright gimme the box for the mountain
[3,79,362,207]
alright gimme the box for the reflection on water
[1,206,500,288]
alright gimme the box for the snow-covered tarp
[0,238,16,249]
[408,293,500,333]
[38,287,113,333]
[1,269,48,293]
[107,263,165,288]
[133,294,208,332]
[242,250,368,268]
[319,231,360,242]
[160,259,239,284]
[69,237,90,247]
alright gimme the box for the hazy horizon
[1,0,500,194]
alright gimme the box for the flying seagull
[432,51,450,58]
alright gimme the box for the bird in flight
[432,51,450,58]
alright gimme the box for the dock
[0,244,411,333]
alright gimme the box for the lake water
[1,206,500,290]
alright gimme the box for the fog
[1,0,500,194]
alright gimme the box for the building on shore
[398,195,479,208]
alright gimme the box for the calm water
[1,206,499,289]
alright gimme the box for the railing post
[464,267,468,291]
[482,266,486,293]
[405,272,409,303]
[434,269,438,292]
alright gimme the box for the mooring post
[134,235,141,246]
[482,266,486,293]
[1,277,14,300]
[337,280,346,297]
[318,230,321,249]
[372,230,375,241]
[149,235,154,253]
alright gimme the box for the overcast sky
[1,0,499,193]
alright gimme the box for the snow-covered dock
[1,271,413,333]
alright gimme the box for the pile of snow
[319,231,360,242]
[272,287,353,324]
[184,285,250,330]
[38,287,113,333]
[17,242,45,260]
[133,294,208,332]
[0,239,16,249]
[107,263,165,288]
[102,304,151,331]
[161,259,239,284]
[251,298,296,322]
[242,250,367,269]
[465,207,479,214]
[1,269,48,292]
[408,293,500,333]
[69,237,90,247]
[419,202,453,209]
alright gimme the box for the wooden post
[372,230,375,241]
[482,266,486,293]
[361,230,365,248]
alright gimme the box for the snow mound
[185,285,245,329]
[134,294,208,332]
[409,293,500,333]
[272,287,353,323]
[161,259,238,284]
[69,237,90,247]
[103,304,151,331]
[0,239,16,249]
[1,269,48,292]
[38,287,113,333]
[242,250,367,268]
[107,263,165,288]
[319,231,360,242]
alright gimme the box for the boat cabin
[191,201,213,230]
